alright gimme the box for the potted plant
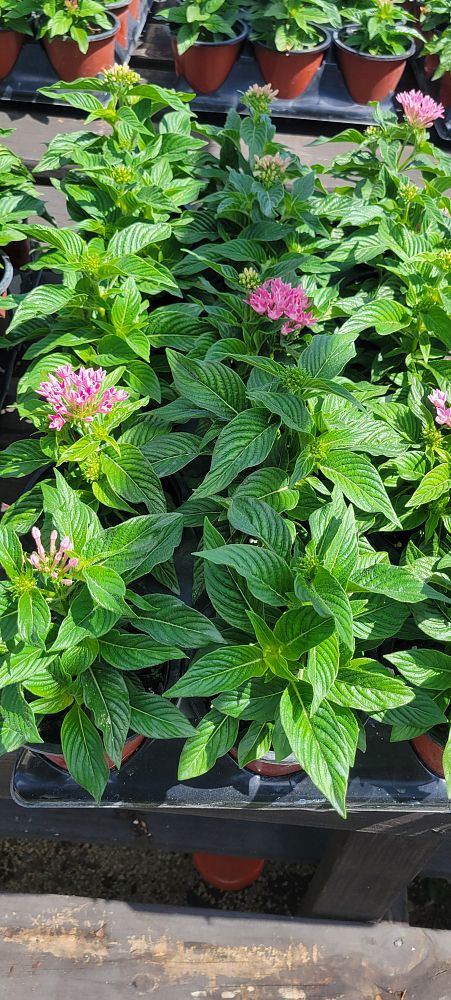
[37,0,119,82]
[245,0,340,99]
[424,27,451,107]
[104,0,131,48]
[0,0,34,80]
[335,0,422,104]
[159,0,248,94]
[0,472,224,800]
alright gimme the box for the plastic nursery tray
[411,55,451,144]
[172,40,412,125]
[0,0,153,107]
[11,719,451,820]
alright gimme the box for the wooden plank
[1,894,451,998]
[301,829,442,922]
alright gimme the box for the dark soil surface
[0,837,449,926]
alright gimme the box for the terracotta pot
[106,0,131,48]
[411,732,445,778]
[129,0,141,21]
[6,238,30,269]
[254,29,331,100]
[0,28,25,80]
[193,853,265,890]
[423,52,439,78]
[230,747,302,777]
[43,13,119,82]
[28,732,145,771]
[171,19,248,94]
[334,27,415,104]
[440,71,451,109]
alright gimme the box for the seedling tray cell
[0,0,153,107]
[12,720,451,815]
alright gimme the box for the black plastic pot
[334,26,416,104]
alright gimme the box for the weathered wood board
[0,894,451,998]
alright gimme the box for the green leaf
[128,685,194,739]
[141,433,202,477]
[213,676,285,722]
[351,563,448,605]
[320,452,399,525]
[178,709,238,779]
[351,594,409,643]
[102,445,166,513]
[8,284,75,332]
[202,518,263,631]
[304,634,339,714]
[280,683,358,817]
[406,464,451,508]
[0,526,23,579]
[374,690,447,741]
[299,332,357,379]
[82,667,130,768]
[385,648,451,691]
[166,645,266,698]
[228,497,292,560]
[43,470,100,550]
[0,648,57,690]
[339,299,410,337]
[99,630,183,670]
[83,566,126,614]
[109,221,171,257]
[237,721,272,768]
[0,439,46,477]
[330,658,413,711]
[60,638,98,676]
[52,591,119,649]
[317,502,358,586]
[0,685,43,752]
[61,705,109,801]
[313,566,354,658]
[197,543,293,607]
[247,389,312,432]
[167,350,246,420]
[274,607,335,660]
[233,468,299,512]
[17,589,51,647]
[126,593,224,648]
[195,409,278,496]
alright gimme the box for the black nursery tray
[11,719,451,823]
[171,42,408,125]
[0,0,153,107]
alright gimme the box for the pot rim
[0,252,13,295]
[334,25,416,61]
[105,0,131,9]
[172,17,248,48]
[45,11,120,44]
[254,26,332,56]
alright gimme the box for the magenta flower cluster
[397,90,445,129]
[37,364,128,431]
[428,389,451,429]
[29,527,78,586]
[246,277,316,336]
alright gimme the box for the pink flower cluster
[246,277,316,336]
[29,527,78,586]
[37,364,128,431]
[397,90,445,128]
[428,389,451,428]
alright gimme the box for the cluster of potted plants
[421,0,451,109]
[160,0,424,104]
[0,68,450,816]
[0,0,147,82]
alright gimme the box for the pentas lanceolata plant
[2,76,451,812]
